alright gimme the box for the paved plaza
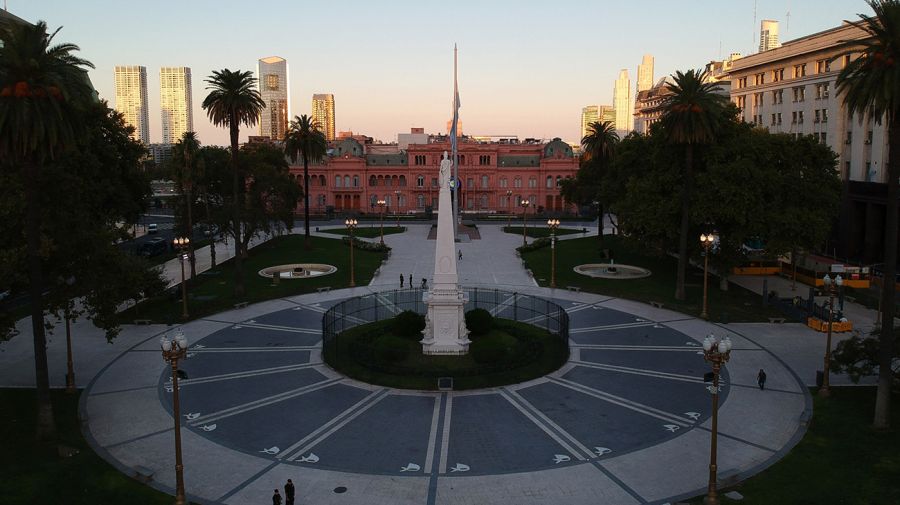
[0,222,878,504]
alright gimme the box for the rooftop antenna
[752,0,758,52]
[785,0,791,40]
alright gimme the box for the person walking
[272,488,282,505]
[757,369,767,390]
[409,273,413,288]
[421,278,427,289]
[284,479,295,505]
[458,250,462,260]
[400,274,404,288]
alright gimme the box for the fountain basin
[574,263,651,279]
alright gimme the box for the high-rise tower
[637,54,654,93]
[580,105,599,141]
[257,56,289,141]
[114,66,149,145]
[613,70,632,136]
[160,67,193,144]
[312,93,335,141]
[759,20,781,52]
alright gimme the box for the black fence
[322,287,570,359]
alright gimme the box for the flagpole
[452,44,459,231]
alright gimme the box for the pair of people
[273,479,295,505]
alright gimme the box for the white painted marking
[185,412,200,420]
[188,378,341,426]
[423,396,441,474]
[260,446,280,455]
[438,395,453,474]
[190,345,319,353]
[180,363,320,386]
[400,463,421,472]
[553,454,571,464]
[297,453,319,463]
[569,321,659,334]
[570,360,724,385]
[594,447,612,456]
[449,463,469,472]
[664,425,680,432]
[685,412,701,420]
[551,378,694,427]
[571,344,704,352]
[199,424,217,432]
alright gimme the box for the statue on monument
[440,151,452,187]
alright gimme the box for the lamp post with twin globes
[345,218,358,287]
[547,219,560,288]
[376,199,386,244]
[160,329,189,505]
[700,232,717,320]
[173,237,190,319]
[701,334,733,505]
[819,273,843,397]
[521,200,530,246]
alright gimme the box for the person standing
[409,273,412,288]
[400,274,404,288]
[458,250,462,260]
[757,369,767,390]
[272,488,282,505]
[284,479,295,505]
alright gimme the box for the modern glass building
[312,93,336,141]
[580,105,598,141]
[160,67,193,144]
[257,56,289,141]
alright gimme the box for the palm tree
[0,20,94,440]
[581,121,619,243]
[658,69,728,301]
[201,69,264,297]
[836,0,900,430]
[284,115,327,249]
[174,131,200,278]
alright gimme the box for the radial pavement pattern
[84,290,809,505]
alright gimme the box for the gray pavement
[0,222,879,504]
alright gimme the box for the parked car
[139,237,168,257]
[147,223,158,234]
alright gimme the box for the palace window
[334,175,342,188]
[416,175,424,187]
[792,63,807,78]
[816,59,830,73]
[481,175,489,188]
[479,155,491,165]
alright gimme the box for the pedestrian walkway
[0,222,878,504]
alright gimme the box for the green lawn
[503,226,586,238]
[521,235,783,322]
[318,225,406,238]
[120,234,387,324]
[0,389,186,505]
[690,387,899,505]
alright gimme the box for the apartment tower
[114,66,150,145]
[637,54,655,93]
[312,93,336,141]
[613,70,632,136]
[160,67,193,144]
[257,56,289,141]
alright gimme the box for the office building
[613,70,633,136]
[580,106,599,141]
[160,67,193,144]
[759,20,781,52]
[312,93,336,141]
[729,21,890,261]
[257,56,289,141]
[114,66,150,145]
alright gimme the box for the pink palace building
[289,131,581,215]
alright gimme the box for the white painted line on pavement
[551,377,694,427]
[423,395,441,474]
[438,394,453,474]
[499,388,592,461]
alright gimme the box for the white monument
[421,152,470,355]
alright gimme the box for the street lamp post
[395,190,401,228]
[819,273,843,397]
[548,219,560,288]
[506,190,513,231]
[173,237,190,319]
[701,334,733,505]
[377,199,386,245]
[700,233,717,320]
[160,328,189,505]
[345,218,357,287]
[521,200,531,246]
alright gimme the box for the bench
[317,286,332,293]
[649,301,664,309]
[768,317,786,324]
[566,286,582,293]
[132,319,153,325]
[233,301,249,309]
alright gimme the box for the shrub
[470,337,507,364]
[342,236,391,253]
[516,237,550,254]
[465,308,493,336]
[392,310,426,339]
[374,335,410,362]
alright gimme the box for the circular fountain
[573,261,651,279]
[258,264,337,279]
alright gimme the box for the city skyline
[257,56,289,141]
[8,0,861,146]
[159,66,193,144]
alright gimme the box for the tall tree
[836,0,900,429]
[173,131,200,278]
[579,120,619,243]
[285,114,327,249]
[0,20,94,440]
[201,69,265,297]
[658,69,728,300]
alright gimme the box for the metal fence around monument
[321,287,569,365]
